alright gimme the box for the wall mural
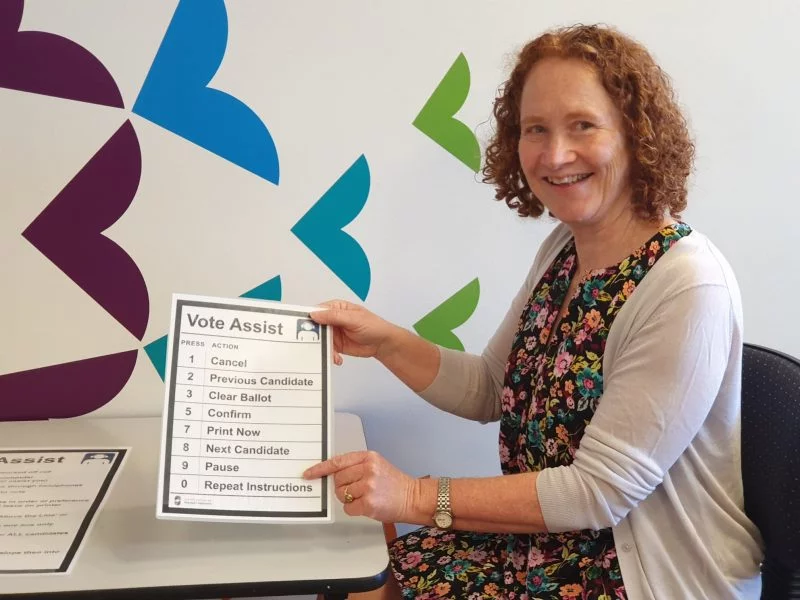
[0,0,481,420]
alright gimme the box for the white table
[0,412,389,599]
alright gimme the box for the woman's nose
[540,136,576,170]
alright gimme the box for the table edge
[0,561,390,599]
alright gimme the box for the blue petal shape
[144,276,283,381]
[241,275,282,301]
[132,0,279,183]
[291,155,371,300]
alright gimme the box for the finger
[302,451,368,480]
[337,478,368,504]
[335,480,364,505]
[309,306,361,327]
[332,464,364,489]
[341,492,378,520]
[342,497,366,517]
[309,305,331,325]
[317,299,352,310]
[333,328,344,365]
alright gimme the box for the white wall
[3,0,799,535]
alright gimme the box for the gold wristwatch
[433,476,453,529]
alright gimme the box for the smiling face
[518,57,634,229]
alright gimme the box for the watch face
[434,511,453,529]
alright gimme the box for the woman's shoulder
[650,226,740,293]
[606,226,745,357]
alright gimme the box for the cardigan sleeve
[536,281,737,531]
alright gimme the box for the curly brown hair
[482,24,694,222]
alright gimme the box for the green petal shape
[412,53,480,172]
[413,278,480,351]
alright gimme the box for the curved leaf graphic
[0,0,123,107]
[413,278,480,351]
[412,53,480,172]
[22,120,150,340]
[132,0,279,183]
[144,275,283,380]
[0,350,138,420]
[291,155,371,300]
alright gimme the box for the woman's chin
[546,208,595,227]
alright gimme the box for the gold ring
[343,487,354,504]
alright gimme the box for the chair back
[741,343,800,599]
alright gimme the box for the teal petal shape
[291,155,371,300]
[412,53,480,172]
[413,278,480,351]
[143,335,168,381]
[241,275,282,301]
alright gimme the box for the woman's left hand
[303,450,417,523]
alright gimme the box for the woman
[303,24,763,599]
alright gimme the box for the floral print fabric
[389,223,692,599]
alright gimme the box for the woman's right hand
[310,300,399,365]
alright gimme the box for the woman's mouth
[544,173,592,186]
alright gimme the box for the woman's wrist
[407,476,438,525]
[374,323,408,364]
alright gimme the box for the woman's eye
[577,121,594,131]
[524,125,545,135]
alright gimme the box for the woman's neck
[570,210,673,275]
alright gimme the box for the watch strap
[436,476,451,513]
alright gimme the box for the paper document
[157,294,333,523]
[0,449,127,575]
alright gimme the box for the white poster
[156,294,333,523]
[0,449,127,574]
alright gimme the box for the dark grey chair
[741,343,800,599]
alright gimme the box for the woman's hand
[303,450,418,524]
[310,300,399,365]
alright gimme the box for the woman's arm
[311,300,516,423]
[304,450,548,534]
[373,325,441,393]
[410,472,548,533]
[306,281,737,534]
[425,283,736,533]
[535,283,737,531]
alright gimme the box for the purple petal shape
[0,350,138,421]
[0,0,123,107]
[22,120,150,340]
[0,1,23,35]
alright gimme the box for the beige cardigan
[418,224,764,599]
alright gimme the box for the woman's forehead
[520,59,616,118]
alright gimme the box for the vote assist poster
[156,294,333,523]
[0,449,127,574]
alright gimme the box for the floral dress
[389,223,692,599]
